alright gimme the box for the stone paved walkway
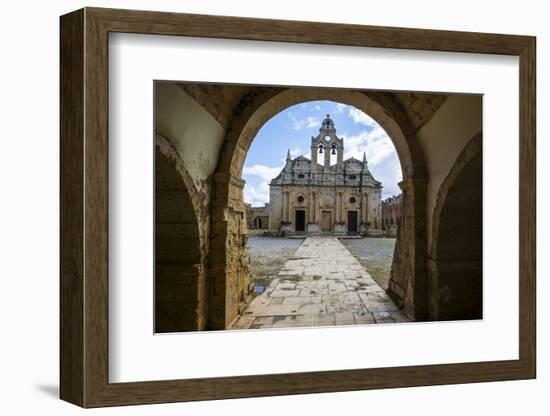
[230,236,409,330]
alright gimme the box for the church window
[298,174,305,178]
[349,196,356,203]
[297,195,305,203]
[349,174,356,180]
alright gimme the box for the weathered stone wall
[245,203,270,230]
[387,178,427,319]
[382,194,402,229]
[209,175,253,329]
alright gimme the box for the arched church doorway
[295,210,306,232]
[347,211,358,233]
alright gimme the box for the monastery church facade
[269,114,383,236]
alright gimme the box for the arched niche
[155,135,207,332]
[428,132,482,320]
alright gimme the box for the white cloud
[280,147,302,163]
[243,163,285,206]
[335,103,347,113]
[242,164,282,181]
[342,126,403,199]
[243,164,280,206]
[244,181,270,206]
[343,128,393,165]
[290,147,301,158]
[288,112,320,130]
[308,118,321,128]
[348,107,377,128]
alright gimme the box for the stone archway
[155,135,207,332]
[209,88,429,329]
[428,133,482,320]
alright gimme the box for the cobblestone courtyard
[340,237,396,290]
[244,236,304,294]
[230,236,408,330]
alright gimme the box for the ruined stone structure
[382,194,402,237]
[245,203,270,230]
[269,115,382,236]
[154,82,483,331]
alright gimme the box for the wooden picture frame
[60,7,536,408]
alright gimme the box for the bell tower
[310,114,343,169]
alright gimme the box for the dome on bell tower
[320,114,335,132]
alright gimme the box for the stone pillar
[282,190,287,221]
[324,146,330,168]
[337,145,343,168]
[309,191,314,222]
[338,192,344,222]
[359,192,369,236]
[314,193,318,222]
[306,190,320,234]
[386,177,428,321]
[336,192,341,222]
[334,191,347,235]
[311,145,318,165]
[362,193,368,223]
[285,191,290,222]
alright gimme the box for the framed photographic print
[60,7,536,408]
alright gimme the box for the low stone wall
[384,225,398,238]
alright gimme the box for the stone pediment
[364,173,382,186]
[270,172,283,184]
[292,155,311,164]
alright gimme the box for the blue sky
[242,100,402,206]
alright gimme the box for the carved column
[362,193,368,223]
[285,191,290,222]
[314,192,318,222]
[309,191,314,222]
[340,192,345,222]
[282,190,287,221]
[336,192,340,222]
